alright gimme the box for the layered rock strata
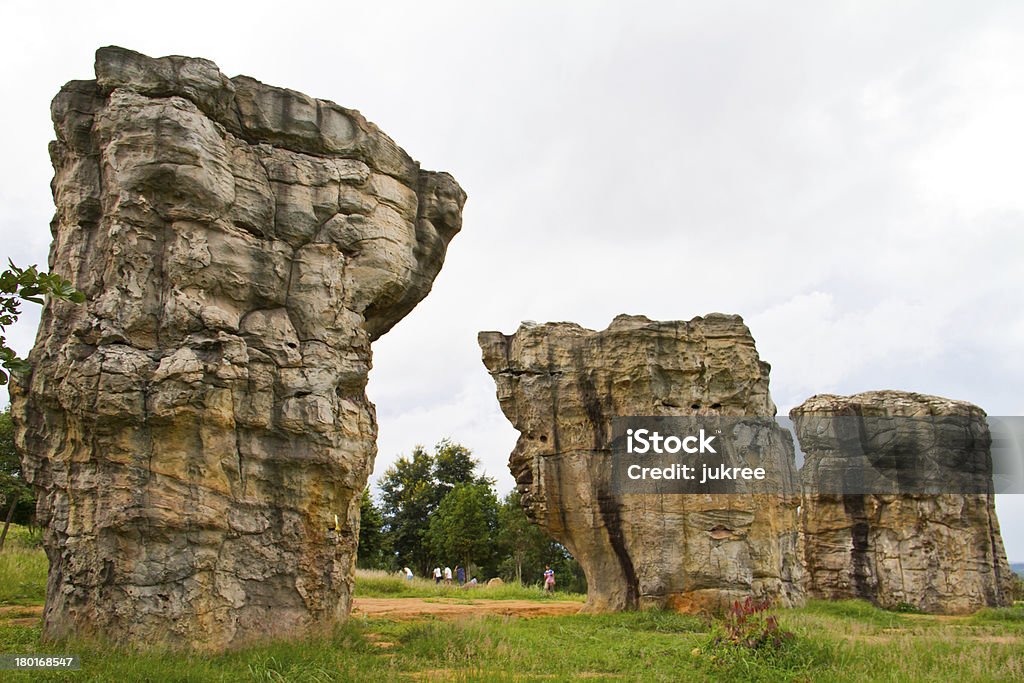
[479,314,804,612]
[11,46,465,649]
[792,391,1012,613]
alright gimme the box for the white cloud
[3,1,1024,559]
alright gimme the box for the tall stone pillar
[12,47,465,649]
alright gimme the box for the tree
[379,445,438,575]
[425,481,499,577]
[433,439,479,498]
[0,260,83,550]
[1,260,84,385]
[496,490,553,584]
[495,490,588,592]
[0,407,33,550]
[357,488,387,569]
[378,439,483,575]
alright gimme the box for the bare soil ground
[0,600,582,626]
[352,597,583,620]
[0,600,582,627]
[0,604,43,626]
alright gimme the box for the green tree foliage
[0,410,22,499]
[379,445,437,574]
[1,260,84,385]
[357,488,387,569]
[496,490,554,583]
[432,439,479,498]
[0,407,34,550]
[372,439,586,591]
[378,440,492,575]
[550,552,588,595]
[0,259,82,549]
[424,481,499,577]
[495,490,587,592]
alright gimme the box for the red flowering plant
[715,597,794,651]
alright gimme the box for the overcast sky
[2,1,1022,560]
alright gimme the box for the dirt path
[0,600,580,627]
[353,597,583,620]
[0,605,43,616]
[0,604,43,627]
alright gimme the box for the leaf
[2,358,30,373]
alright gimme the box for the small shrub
[714,597,794,651]
[697,599,833,678]
[891,601,920,613]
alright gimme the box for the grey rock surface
[792,391,1013,613]
[11,46,464,650]
[479,314,804,613]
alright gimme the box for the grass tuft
[972,605,1024,624]
[798,599,908,627]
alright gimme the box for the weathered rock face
[792,391,1013,613]
[479,314,804,612]
[11,46,465,649]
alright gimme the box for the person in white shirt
[443,566,453,585]
[403,567,413,581]
[433,566,442,584]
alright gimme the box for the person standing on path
[544,565,555,592]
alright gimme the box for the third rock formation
[792,391,1013,613]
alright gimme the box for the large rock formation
[479,314,804,612]
[792,391,1013,613]
[10,47,465,649]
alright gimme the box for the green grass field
[1,525,1021,681]
[0,525,47,606]
[353,568,586,602]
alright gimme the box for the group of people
[399,564,556,591]
[432,564,467,585]
[400,565,476,586]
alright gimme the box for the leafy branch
[0,259,85,385]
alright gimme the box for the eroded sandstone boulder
[479,314,804,612]
[792,391,1013,613]
[11,46,465,649]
